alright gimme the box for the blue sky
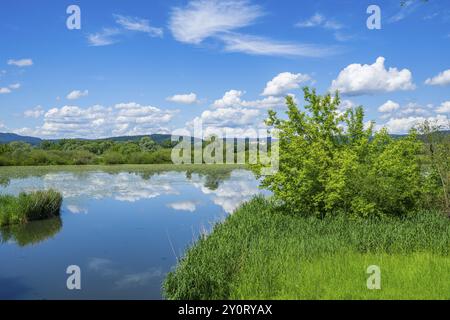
[0,0,449,138]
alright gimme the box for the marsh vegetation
[0,190,62,226]
[164,197,450,299]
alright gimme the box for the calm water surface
[0,167,264,299]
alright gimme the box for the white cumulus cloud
[378,100,400,113]
[262,72,311,96]
[67,90,89,100]
[436,101,450,114]
[382,115,449,134]
[212,90,285,109]
[113,102,178,136]
[400,102,430,116]
[24,106,45,118]
[425,69,450,86]
[26,102,176,138]
[330,57,415,96]
[199,107,260,127]
[166,93,198,104]
[184,89,281,138]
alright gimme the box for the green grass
[0,190,63,226]
[164,197,450,300]
[233,252,450,300]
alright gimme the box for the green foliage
[0,136,173,166]
[0,190,62,226]
[260,88,431,218]
[139,136,159,152]
[102,151,126,165]
[164,197,450,300]
[417,120,450,215]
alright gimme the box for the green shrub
[101,151,125,165]
[259,88,432,218]
[71,150,96,165]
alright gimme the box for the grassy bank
[164,197,450,300]
[0,190,63,226]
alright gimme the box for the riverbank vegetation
[0,137,175,166]
[0,134,264,167]
[164,88,450,300]
[0,190,63,226]
[164,197,450,299]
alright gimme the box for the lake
[0,165,265,299]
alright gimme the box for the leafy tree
[139,136,158,152]
[261,88,427,218]
[0,143,12,154]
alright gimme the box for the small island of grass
[0,190,63,226]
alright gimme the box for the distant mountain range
[0,133,43,145]
[0,132,173,146]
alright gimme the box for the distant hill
[0,132,176,146]
[0,133,42,145]
[1,131,449,146]
[102,134,173,144]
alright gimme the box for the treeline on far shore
[0,135,272,166]
[0,136,175,166]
